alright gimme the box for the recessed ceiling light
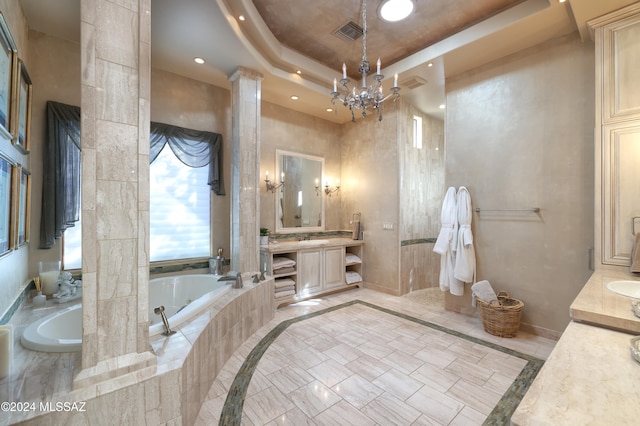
[290,95,299,100]
[326,108,333,112]
[296,70,302,75]
[194,57,205,64]
[427,62,433,67]
[439,104,445,109]
[238,15,245,21]
[379,0,414,22]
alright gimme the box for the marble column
[77,0,155,382]
[229,67,263,274]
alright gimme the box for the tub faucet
[218,272,243,289]
[154,306,176,336]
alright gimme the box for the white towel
[273,257,296,270]
[471,280,497,308]
[345,271,362,284]
[453,186,476,295]
[345,254,361,264]
[274,278,295,289]
[434,187,458,293]
[274,289,295,298]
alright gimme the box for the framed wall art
[16,164,30,246]
[13,60,31,153]
[0,13,16,142]
[0,153,14,255]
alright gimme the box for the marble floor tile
[196,288,554,425]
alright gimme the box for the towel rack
[475,207,540,213]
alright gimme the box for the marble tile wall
[398,102,445,293]
[80,0,152,367]
[229,67,263,274]
[444,33,595,333]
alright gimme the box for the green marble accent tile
[401,237,437,246]
[218,300,544,426]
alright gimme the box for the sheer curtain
[40,106,225,249]
[40,101,81,249]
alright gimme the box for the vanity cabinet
[590,4,640,267]
[261,239,364,306]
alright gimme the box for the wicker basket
[477,291,524,338]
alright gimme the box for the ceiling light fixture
[331,0,400,122]
[238,15,245,21]
[379,0,414,22]
[194,57,205,64]
[290,95,299,100]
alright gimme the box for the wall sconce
[265,170,284,193]
[324,179,340,196]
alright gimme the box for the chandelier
[330,0,401,122]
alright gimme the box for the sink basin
[606,280,640,299]
[298,239,330,246]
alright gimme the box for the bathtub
[21,274,231,352]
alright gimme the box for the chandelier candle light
[331,0,400,122]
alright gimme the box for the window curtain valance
[40,104,225,249]
[40,101,81,249]
[150,122,225,195]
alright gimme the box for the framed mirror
[275,149,324,233]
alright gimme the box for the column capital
[229,66,264,83]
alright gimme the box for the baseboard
[519,321,562,341]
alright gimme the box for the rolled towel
[631,233,640,274]
[471,280,497,308]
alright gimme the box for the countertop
[260,237,364,253]
[511,269,640,424]
[570,269,640,333]
[511,321,640,425]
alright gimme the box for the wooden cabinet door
[324,247,344,290]
[298,249,322,296]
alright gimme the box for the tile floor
[195,288,556,425]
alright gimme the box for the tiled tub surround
[0,276,273,425]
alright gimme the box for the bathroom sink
[298,239,330,246]
[606,280,640,299]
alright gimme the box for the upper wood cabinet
[590,4,640,267]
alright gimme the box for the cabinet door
[602,15,640,122]
[324,247,345,289]
[298,249,322,296]
[602,122,640,265]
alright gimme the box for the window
[63,143,212,268]
[149,146,210,261]
[413,115,423,149]
[61,120,222,269]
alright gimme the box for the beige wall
[444,33,595,334]
[260,101,343,233]
[150,68,232,256]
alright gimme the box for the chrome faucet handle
[259,271,266,281]
[252,274,259,283]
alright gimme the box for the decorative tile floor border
[218,300,544,425]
